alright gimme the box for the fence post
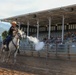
[67,44,70,60]
[46,43,49,65]
[38,51,40,57]
[56,42,58,57]
[31,50,33,56]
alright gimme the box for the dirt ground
[0,54,76,75]
[0,67,35,75]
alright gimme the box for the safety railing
[19,41,76,60]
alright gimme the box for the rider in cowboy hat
[3,21,18,50]
[8,21,18,36]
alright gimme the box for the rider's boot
[6,44,9,51]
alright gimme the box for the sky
[0,0,76,19]
[0,21,11,36]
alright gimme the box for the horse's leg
[1,46,9,63]
[13,49,18,63]
[6,50,11,63]
[1,48,6,62]
[0,44,3,58]
[8,51,10,58]
[17,48,20,54]
[17,39,20,54]
[0,44,6,62]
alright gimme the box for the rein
[12,40,17,49]
[12,31,21,48]
[11,32,20,53]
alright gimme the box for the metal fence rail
[0,40,76,60]
[18,41,76,59]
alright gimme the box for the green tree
[2,30,8,40]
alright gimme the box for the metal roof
[1,4,76,26]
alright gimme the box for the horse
[1,29,26,63]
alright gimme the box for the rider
[3,21,18,50]
[8,21,18,37]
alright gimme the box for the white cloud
[0,0,76,19]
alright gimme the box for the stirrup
[5,48,9,51]
[3,45,9,51]
[2,45,6,50]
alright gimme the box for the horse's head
[17,29,26,39]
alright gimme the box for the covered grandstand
[1,4,76,58]
[1,4,76,42]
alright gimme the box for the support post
[48,17,51,39]
[37,19,39,39]
[62,15,65,43]
[27,21,29,36]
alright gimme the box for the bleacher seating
[19,31,76,54]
